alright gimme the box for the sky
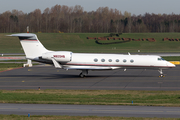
[0,0,180,15]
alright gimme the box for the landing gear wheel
[79,70,88,78]
[159,74,165,77]
[158,69,164,77]
[79,73,85,78]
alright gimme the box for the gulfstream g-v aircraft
[8,33,175,77]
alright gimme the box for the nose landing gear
[158,69,164,77]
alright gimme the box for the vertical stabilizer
[8,33,49,59]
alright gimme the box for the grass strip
[0,90,180,107]
[162,56,180,61]
[0,114,178,120]
[0,60,26,62]
[0,63,23,71]
[1,33,180,53]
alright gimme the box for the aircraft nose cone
[167,62,176,68]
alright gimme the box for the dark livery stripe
[19,36,37,41]
[20,39,38,41]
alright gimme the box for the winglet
[51,57,62,68]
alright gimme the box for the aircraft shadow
[45,74,158,79]
[0,74,159,79]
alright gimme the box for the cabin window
[101,59,105,62]
[123,59,127,63]
[94,58,98,62]
[130,59,134,63]
[116,59,119,62]
[109,59,112,62]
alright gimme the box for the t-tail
[8,33,51,60]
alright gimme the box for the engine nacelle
[42,51,72,62]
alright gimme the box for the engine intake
[42,51,72,62]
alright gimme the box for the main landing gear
[158,69,164,77]
[79,70,88,78]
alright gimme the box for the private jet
[8,33,175,77]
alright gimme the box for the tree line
[1,4,180,33]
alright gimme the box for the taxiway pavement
[0,65,179,90]
[1,103,180,118]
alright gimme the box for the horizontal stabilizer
[7,33,37,40]
[7,33,36,37]
[51,58,62,68]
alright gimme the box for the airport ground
[0,65,180,118]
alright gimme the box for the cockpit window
[158,57,165,61]
[161,58,165,60]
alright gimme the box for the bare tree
[43,8,50,32]
[2,4,180,33]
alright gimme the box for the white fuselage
[47,53,175,70]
